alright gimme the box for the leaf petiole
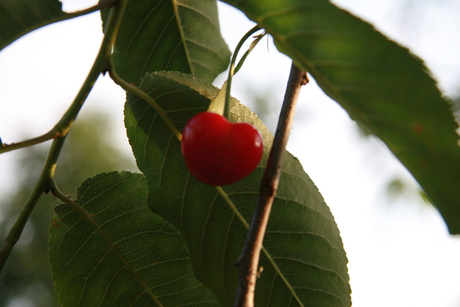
[109,65,183,141]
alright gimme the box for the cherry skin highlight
[181,112,263,186]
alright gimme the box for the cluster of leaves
[1,0,459,306]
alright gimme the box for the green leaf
[125,72,351,306]
[0,0,67,50]
[102,0,231,84]
[48,171,218,307]
[221,0,460,234]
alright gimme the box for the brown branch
[234,63,308,307]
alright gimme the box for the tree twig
[0,0,121,155]
[0,130,58,154]
[0,0,127,273]
[0,137,65,272]
[233,63,308,307]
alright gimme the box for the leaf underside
[48,171,219,307]
[0,0,67,51]
[222,0,460,234]
[125,71,351,306]
[101,0,231,85]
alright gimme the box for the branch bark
[234,63,308,307]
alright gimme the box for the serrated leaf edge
[50,174,164,307]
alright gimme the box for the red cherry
[181,112,263,186]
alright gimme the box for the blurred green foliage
[0,111,137,307]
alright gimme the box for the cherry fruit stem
[224,25,262,120]
[233,63,308,307]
